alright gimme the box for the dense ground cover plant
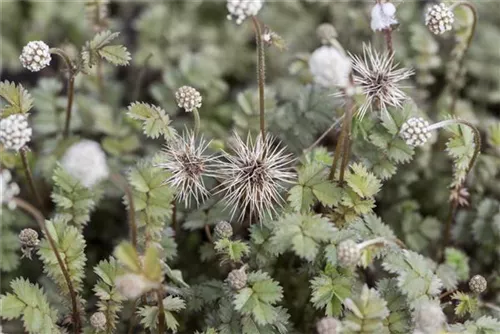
[1,1,500,333]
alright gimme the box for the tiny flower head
[227,0,264,25]
[115,273,159,300]
[400,117,432,147]
[469,275,487,294]
[216,133,295,221]
[61,140,109,188]
[309,45,351,88]
[371,2,398,32]
[20,41,51,72]
[19,228,39,260]
[316,23,338,45]
[425,3,454,35]
[90,312,107,331]
[1,169,20,210]
[156,131,217,207]
[0,114,32,151]
[349,44,414,118]
[227,265,248,290]
[214,220,233,240]
[175,86,202,112]
[316,317,341,334]
[337,239,361,267]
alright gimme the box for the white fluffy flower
[0,114,32,151]
[60,140,109,188]
[316,317,341,334]
[156,131,217,207]
[371,2,398,31]
[425,3,454,35]
[115,273,159,300]
[309,46,351,88]
[19,41,51,72]
[400,117,432,147]
[227,0,264,25]
[1,169,20,210]
[412,300,446,334]
[216,133,295,221]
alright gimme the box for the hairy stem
[110,174,137,249]
[303,116,344,155]
[448,1,477,114]
[193,107,201,135]
[172,200,178,234]
[20,148,44,211]
[157,290,166,334]
[205,224,213,243]
[251,16,266,142]
[384,28,394,55]
[338,99,354,182]
[14,198,81,333]
[50,48,77,139]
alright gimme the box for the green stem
[338,100,354,182]
[448,1,477,114]
[19,148,44,211]
[251,16,266,143]
[14,198,81,334]
[157,290,166,334]
[193,107,201,135]
[110,174,137,250]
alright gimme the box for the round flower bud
[309,46,351,88]
[371,2,398,32]
[19,41,51,72]
[316,317,341,334]
[469,275,487,294]
[316,23,338,45]
[214,221,233,240]
[90,311,107,331]
[337,239,360,267]
[175,86,202,112]
[0,114,32,151]
[61,140,109,188]
[400,117,432,147]
[425,4,454,35]
[115,273,159,300]
[413,300,446,334]
[1,169,20,210]
[227,266,247,290]
[226,0,264,25]
[19,228,39,247]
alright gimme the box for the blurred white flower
[227,0,264,25]
[0,114,32,151]
[371,2,398,32]
[1,169,20,210]
[19,41,51,72]
[412,300,446,334]
[309,46,351,88]
[115,273,159,300]
[61,140,109,188]
[216,133,295,221]
[156,131,217,207]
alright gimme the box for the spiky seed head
[337,239,360,267]
[425,4,454,35]
[90,312,107,331]
[216,133,295,221]
[371,2,398,32]
[115,273,159,300]
[348,44,414,118]
[20,41,51,72]
[175,86,202,112]
[227,266,248,290]
[1,169,20,210]
[469,275,487,294]
[61,140,109,188]
[0,114,32,151]
[309,46,351,88]
[400,117,432,147]
[214,221,233,240]
[226,0,264,25]
[316,317,341,334]
[156,131,217,207]
[316,23,338,44]
[413,300,446,334]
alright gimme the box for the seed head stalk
[20,147,44,211]
[50,48,77,139]
[448,2,477,114]
[110,173,137,249]
[251,16,267,148]
[14,197,81,333]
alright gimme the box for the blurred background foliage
[1,0,500,332]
